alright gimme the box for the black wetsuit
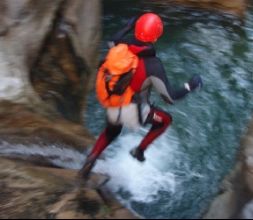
[88,24,191,159]
[79,17,202,178]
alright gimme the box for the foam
[94,132,182,203]
[0,141,85,169]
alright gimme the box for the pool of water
[85,1,253,218]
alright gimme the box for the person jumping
[80,13,203,178]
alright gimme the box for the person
[79,13,203,178]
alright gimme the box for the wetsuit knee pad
[148,108,172,130]
[147,107,172,122]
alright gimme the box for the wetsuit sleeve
[108,16,156,56]
[110,26,132,45]
[146,57,190,104]
[109,16,138,46]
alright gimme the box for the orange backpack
[96,44,139,108]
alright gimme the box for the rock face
[0,102,137,219]
[0,1,137,219]
[204,119,253,219]
[0,158,136,219]
[0,0,101,121]
[145,0,247,16]
[0,101,95,150]
[31,0,101,122]
[0,0,61,107]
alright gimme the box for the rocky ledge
[0,102,137,219]
[145,0,247,17]
[0,158,136,219]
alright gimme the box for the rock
[0,2,9,37]
[0,102,94,147]
[109,209,139,219]
[205,118,253,219]
[0,0,62,111]
[0,1,136,219]
[144,0,247,17]
[63,0,101,80]
[0,158,72,219]
[0,158,137,219]
[241,200,253,219]
[204,191,237,219]
[31,0,101,122]
[0,0,101,122]
[55,211,90,219]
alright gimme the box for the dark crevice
[30,0,90,124]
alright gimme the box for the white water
[0,128,203,208]
[0,141,85,169]
[0,3,252,219]
[94,128,204,204]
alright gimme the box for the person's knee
[164,113,173,126]
[158,111,172,127]
[158,113,172,133]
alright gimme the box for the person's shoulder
[129,40,157,57]
[144,56,165,74]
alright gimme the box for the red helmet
[135,13,164,43]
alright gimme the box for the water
[0,140,86,169]
[0,1,251,219]
[84,1,253,219]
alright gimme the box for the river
[0,0,252,219]
[85,1,253,219]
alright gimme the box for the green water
[86,1,253,219]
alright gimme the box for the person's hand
[184,75,203,92]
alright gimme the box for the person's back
[79,13,203,179]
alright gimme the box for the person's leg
[79,123,122,178]
[131,107,172,162]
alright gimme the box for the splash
[0,141,85,169]
[94,130,197,203]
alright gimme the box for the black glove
[185,75,203,91]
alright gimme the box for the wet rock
[30,0,101,123]
[0,158,137,219]
[110,209,139,219]
[0,102,94,147]
[0,1,135,219]
[0,0,101,122]
[63,0,101,80]
[30,21,89,123]
[0,102,136,219]
[241,200,253,219]
[0,0,62,112]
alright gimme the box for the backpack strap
[104,69,114,97]
[117,107,122,123]
[104,69,134,97]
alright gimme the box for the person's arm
[108,16,138,47]
[108,16,157,58]
[146,57,202,104]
